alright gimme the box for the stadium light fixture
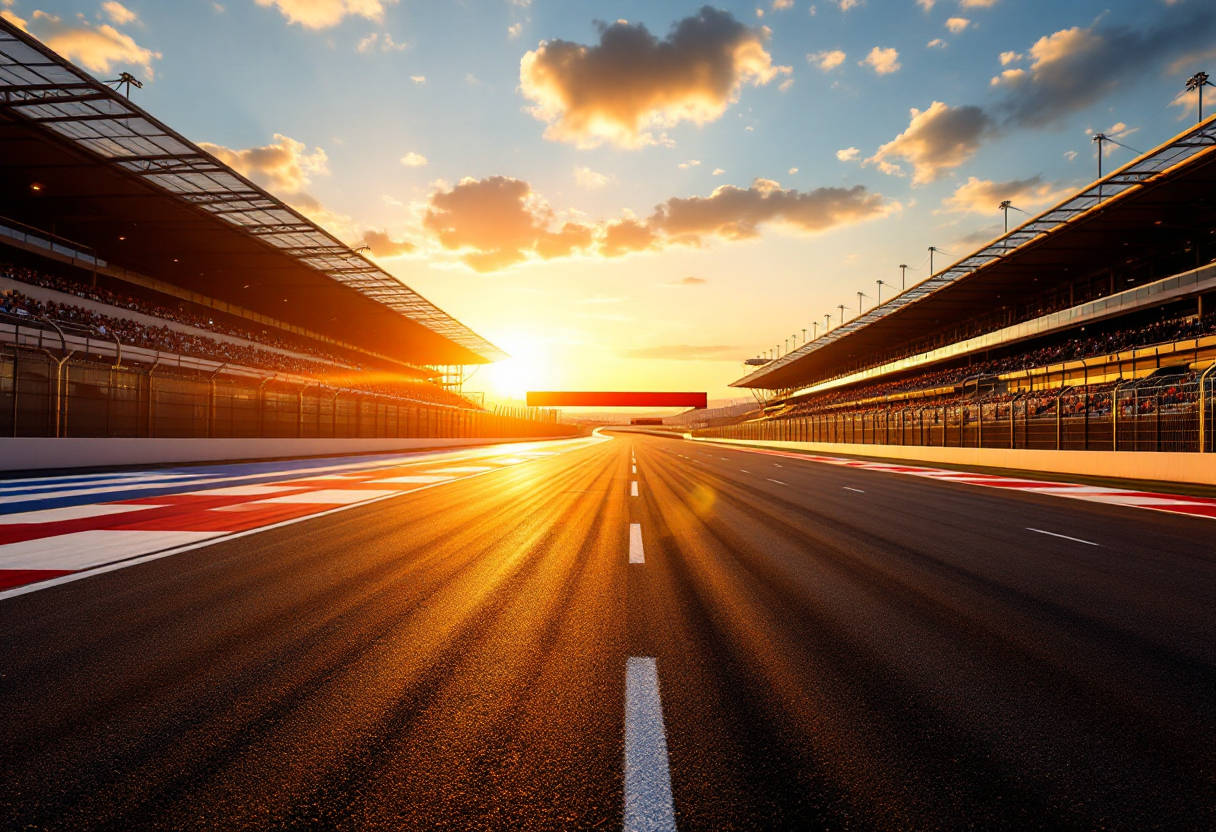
[812,322,818,340]
[857,291,869,314]
[899,264,908,291]
[106,72,143,98]
[837,303,846,325]
[1186,72,1211,122]
[928,246,938,276]
[824,314,831,331]
[802,328,807,344]
[998,200,1029,233]
[876,280,887,304]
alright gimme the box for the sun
[476,332,553,403]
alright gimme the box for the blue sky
[5,0,1214,401]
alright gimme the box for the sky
[4,0,1215,404]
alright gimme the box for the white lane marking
[629,523,645,564]
[1027,528,1100,546]
[631,482,639,498]
[0,503,166,525]
[253,489,398,505]
[719,457,728,461]
[0,530,225,570]
[773,464,783,468]
[633,465,637,474]
[624,657,676,832]
[843,487,865,494]
[766,478,787,486]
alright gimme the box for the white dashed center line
[843,487,865,493]
[631,482,639,497]
[1027,528,1099,546]
[740,469,752,474]
[624,657,677,832]
[766,478,787,486]
[629,523,646,563]
[632,465,637,474]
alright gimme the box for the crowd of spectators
[786,312,1216,416]
[0,286,479,410]
[1,262,361,366]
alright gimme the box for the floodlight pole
[876,280,886,304]
[899,264,908,291]
[837,304,846,324]
[1092,133,1109,179]
[928,246,938,276]
[812,322,818,339]
[999,200,1011,233]
[802,328,807,344]
[857,292,867,314]
[1187,72,1211,122]
[824,314,831,331]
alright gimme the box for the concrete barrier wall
[692,437,1216,486]
[0,435,579,473]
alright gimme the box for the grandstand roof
[733,115,1216,391]
[0,18,505,365]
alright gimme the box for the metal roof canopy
[0,18,505,365]
[734,115,1216,391]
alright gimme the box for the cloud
[664,276,708,286]
[945,17,969,34]
[410,74,425,84]
[999,50,1022,65]
[916,0,934,10]
[678,159,701,169]
[24,11,160,78]
[508,22,523,39]
[940,175,1071,215]
[649,178,894,242]
[772,0,794,9]
[1,8,28,30]
[861,46,900,75]
[574,166,610,188]
[421,176,595,272]
[101,2,138,25]
[832,0,861,10]
[926,38,945,49]
[712,168,726,175]
[399,151,428,167]
[788,167,798,174]
[621,344,739,360]
[808,49,845,70]
[865,101,993,184]
[836,146,859,161]
[519,6,791,148]
[959,0,997,6]
[994,10,1216,128]
[356,32,405,52]
[254,0,396,29]
[200,134,329,194]
[359,228,416,258]
[601,219,660,258]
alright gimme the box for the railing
[696,374,1216,454]
[0,347,577,440]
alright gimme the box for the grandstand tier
[735,116,1216,398]
[0,18,504,368]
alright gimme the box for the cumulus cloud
[808,49,846,70]
[712,168,726,175]
[254,0,396,29]
[772,0,794,9]
[410,74,425,84]
[927,38,945,49]
[836,146,859,161]
[833,0,861,10]
[941,175,1071,215]
[200,134,329,194]
[356,32,405,52]
[399,151,428,167]
[574,166,610,188]
[101,2,138,25]
[665,276,708,286]
[999,50,1022,65]
[993,10,1216,128]
[421,176,595,272]
[945,17,969,34]
[23,11,160,78]
[518,6,791,148]
[916,0,934,10]
[413,175,892,271]
[649,178,894,241]
[959,0,997,7]
[865,101,993,184]
[678,159,701,169]
[861,46,900,75]
[359,229,416,258]
[622,344,739,360]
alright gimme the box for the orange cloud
[254,0,395,29]
[200,134,329,194]
[866,101,993,185]
[25,11,160,78]
[941,175,1071,215]
[519,7,790,148]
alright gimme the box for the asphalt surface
[0,433,1213,830]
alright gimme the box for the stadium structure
[0,19,570,441]
[691,115,1216,454]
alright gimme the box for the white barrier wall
[0,436,578,473]
[692,437,1216,487]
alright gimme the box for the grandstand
[0,19,571,441]
[699,115,1216,454]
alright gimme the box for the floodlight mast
[1187,72,1211,122]
[106,72,143,98]
[928,246,938,277]
[876,280,886,304]
[998,200,1028,233]
[899,264,908,291]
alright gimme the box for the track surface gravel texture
[0,433,1212,830]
